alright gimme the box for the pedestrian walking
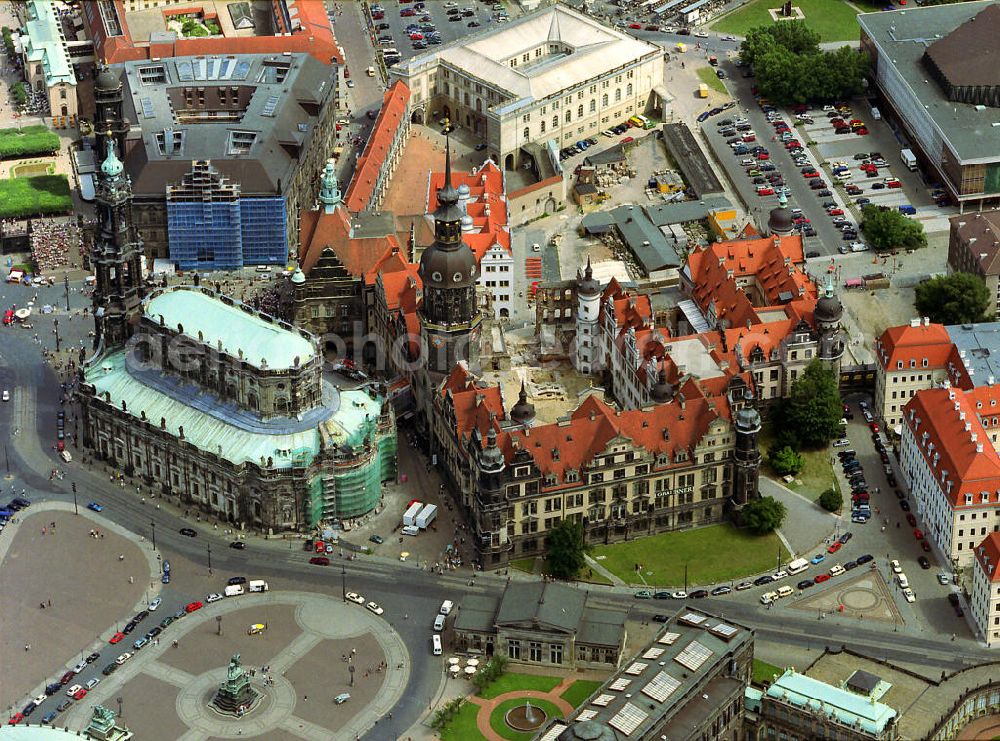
[47,598,51,607]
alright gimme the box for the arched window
[626,83,633,96]
[540,120,546,133]
[565,110,571,123]
[602,93,608,107]
[523,127,529,139]
[615,88,621,102]
[577,104,583,117]
[589,100,596,113]
[552,115,558,129]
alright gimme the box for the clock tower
[417,124,481,380]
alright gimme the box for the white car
[890,559,902,574]
[723,34,737,41]
[85,678,100,690]
[346,592,365,605]
[115,653,132,665]
[670,591,687,599]
[366,601,384,616]
[32,694,47,706]
[693,30,708,38]
[772,570,789,581]
[65,685,83,698]
[148,598,162,611]
[72,660,87,673]
[2,390,8,401]
[833,439,850,448]
[937,573,950,585]
[902,587,916,603]
[206,593,224,604]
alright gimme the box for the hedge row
[0,175,72,219]
[0,125,61,159]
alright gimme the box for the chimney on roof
[978,443,985,453]
[923,317,930,326]
[910,318,921,328]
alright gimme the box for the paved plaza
[64,592,409,740]
[0,506,152,713]
[788,569,904,625]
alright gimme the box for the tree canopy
[860,205,927,252]
[546,520,587,579]
[741,496,787,535]
[784,360,843,448]
[818,488,843,513]
[739,22,868,105]
[768,445,804,477]
[914,272,993,325]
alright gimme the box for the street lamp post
[341,565,347,603]
[207,543,212,575]
[72,482,78,515]
[349,663,355,687]
[64,274,70,312]
[116,697,122,719]
[53,318,60,353]
[216,616,222,636]
[150,518,156,551]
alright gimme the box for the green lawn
[0,124,59,159]
[510,557,537,574]
[440,701,481,741]
[752,658,784,686]
[0,174,71,219]
[696,66,728,95]
[759,428,838,503]
[478,672,562,700]
[560,679,603,708]
[489,698,565,741]
[591,524,788,587]
[711,0,867,43]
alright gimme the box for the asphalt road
[0,277,994,732]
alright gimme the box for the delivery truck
[900,148,917,171]
[403,501,423,527]
[248,580,269,593]
[415,503,438,529]
[224,584,245,597]
[698,83,708,98]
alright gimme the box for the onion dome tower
[767,191,794,237]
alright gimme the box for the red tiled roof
[425,160,510,263]
[344,81,410,213]
[684,235,814,329]
[876,322,954,371]
[440,363,506,442]
[976,532,1000,583]
[91,0,340,65]
[505,393,718,483]
[298,206,402,277]
[904,385,1000,510]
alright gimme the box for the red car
[185,601,203,613]
[742,134,756,142]
[60,670,75,685]
[827,208,844,216]
[870,422,880,433]
[622,136,634,144]
[757,152,769,160]
[906,513,917,526]
[814,573,831,583]
[8,713,24,725]
[855,127,869,135]
[408,32,423,40]
[109,632,125,645]
[827,541,843,554]
[803,171,820,178]
[310,556,331,566]
[914,528,924,540]
[628,22,641,28]
[886,180,901,189]
[921,540,931,552]
[2,309,12,325]
[72,688,87,701]
[757,187,774,196]
[315,541,325,553]
[785,141,801,149]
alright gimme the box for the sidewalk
[760,476,839,557]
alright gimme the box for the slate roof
[496,582,587,633]
[924,4,1000,89]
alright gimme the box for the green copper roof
[23,0,75,89]
[86,351,322,468]
[101,139,124,179]
[766,670,897,734]
[144,288,315,370]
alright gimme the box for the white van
[439,600,454,616]
[777,585,794,598]
[787,558,809,576]
[896,573,909,589]
[224,584,244,597]
[760,591,779,605]
[402,524,420,536]
[432,634,442,655]
[829,564,845,577]
[433,614,446,631]
[248,580,269,593]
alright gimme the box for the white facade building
[391,4,666,171]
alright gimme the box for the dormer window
[544,473,557,486]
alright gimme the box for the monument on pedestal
[84,705,134,741]
[211,653,260,715]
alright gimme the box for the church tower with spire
[91,136,144,350]
[318,158,342,213]
[574,257,601,374]
[94,65,130,166]
[417,123,481,380]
